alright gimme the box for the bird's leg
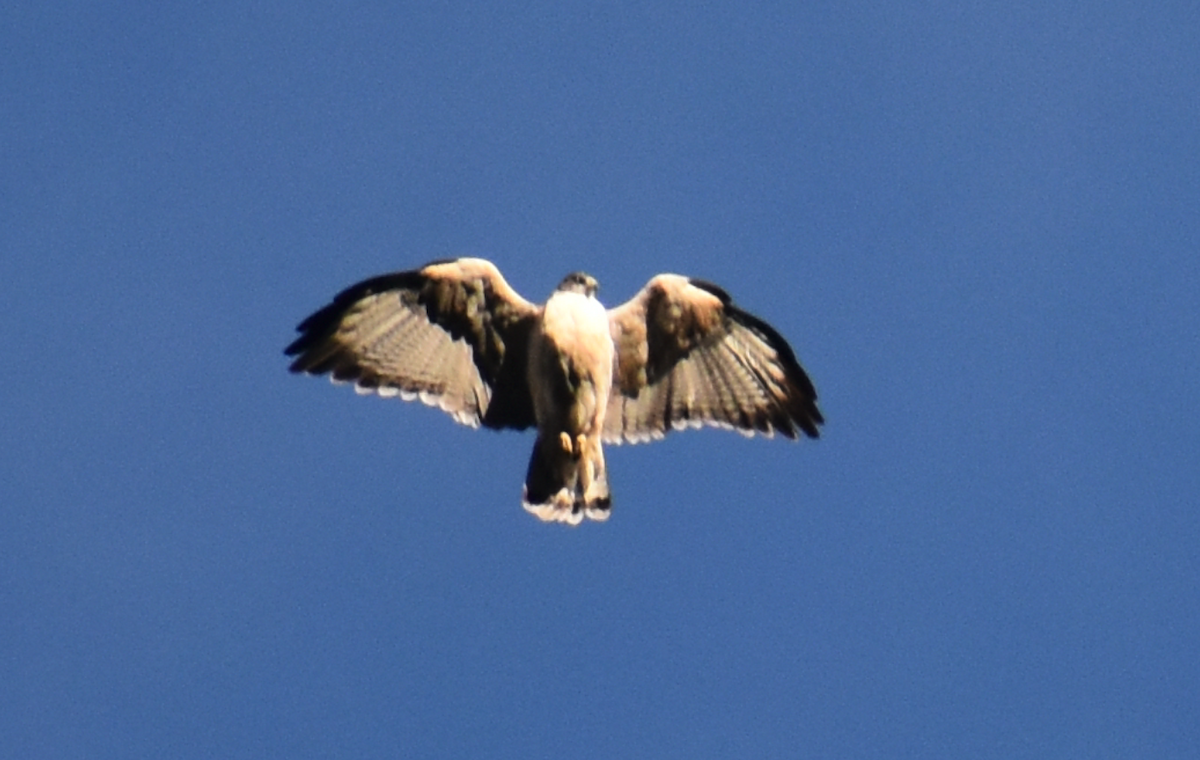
[578,435,594,497]
[559,431,574,455]
[581,437,608,505]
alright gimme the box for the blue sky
[4,1,1199,757]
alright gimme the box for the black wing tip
[799,415,823,439]
[285,350,321,373]
[719,303,825,438]
[789,388,825,439]
[792,390,825,440]
[284,324,322,368]
[774,405,823,441]
[677,276,827,439]
[285,312,333,359]
[283,265,435,368]
[283,302,349,369]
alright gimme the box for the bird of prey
[285,258,823,525]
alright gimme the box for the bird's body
[286,258,823,525]
[525,276,614,520]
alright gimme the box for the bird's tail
[522,433,611,525]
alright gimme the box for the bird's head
[557,272,599,298]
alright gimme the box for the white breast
[541,291,614,372]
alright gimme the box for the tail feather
[523,434,611,525]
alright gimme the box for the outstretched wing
[605,275,823,443]
[285,258,540,430]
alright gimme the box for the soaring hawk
[285,258,823,525]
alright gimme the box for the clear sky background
[4,2,1198,757]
